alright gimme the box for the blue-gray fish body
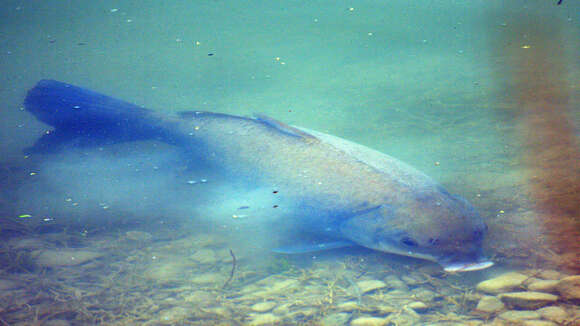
[25,80,492,272]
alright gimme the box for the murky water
[1,1,579,325]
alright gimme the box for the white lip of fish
[442,260,494,273]
[374,242,493,272]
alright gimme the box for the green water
[0,0,579,325]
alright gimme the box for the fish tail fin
[24,80,167,153]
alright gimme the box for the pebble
[475,295,504,314]
[498,291,558,309]
[350,316,387,326]
[356,280,387,293]
[537,306,569,324]
[555,275,580,300]
[251,301,276,312]
[476,272,528,294]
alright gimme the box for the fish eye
[401,236,418,247]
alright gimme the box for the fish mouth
[442,260,494,272]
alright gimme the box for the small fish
[24,80,493,272]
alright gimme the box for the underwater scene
[0,1,579,325]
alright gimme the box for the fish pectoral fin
[272,240,355,254]
[254,114,318,141]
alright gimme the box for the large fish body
[24,80,492,272]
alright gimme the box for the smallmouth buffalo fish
[24,79,493,272]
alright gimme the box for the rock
[43,320,71,326]
[202,306,229,318]
[537,270,563,280]
[498,292,558,309]
[527,279,559,293]
[411,288,439,301]
[474,295,505,314]
[144,262,187,282]
[183,290,213,303]
[35,249,103,267]
[401,275,422,286]
[125,230,153,241]
[320,312,350,326]
[9,238,46,250]
[268,278,298,292]
[384,275,407,290]
[497,310,541,322]
[350,316,387,326]
[158,307,189,324]
[389,309,420,326]
[521,321,557,326]
[190,273,221,284]
[251,301,276,312]
[0,279,21,290]
[407,301,428,311]
[476,272,528,294]
[190,249,217,264]
[556,275,580,300]
[356,280,387,294]
[290,307,317,319]
[376,304,397,314]
[337,301,360,312]
[248,313,281,326]
[272,303,290,315]
[537,306,568,324]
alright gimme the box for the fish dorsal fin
[254,114,318,141]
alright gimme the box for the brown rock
[498,291,558,309]
[527,279,559,293]
[556,275,580,300]
[476,272,528,294]
[497,310,541,322]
